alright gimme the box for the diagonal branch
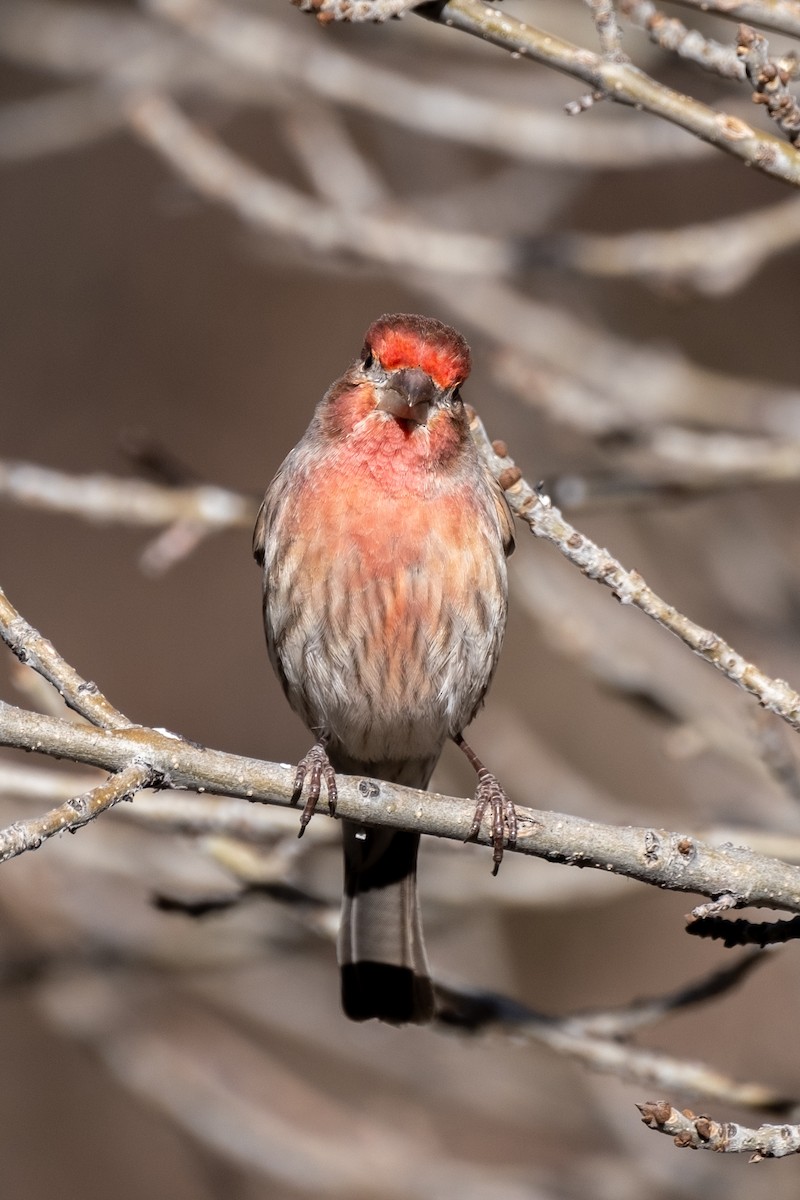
[421,0,800,185]
[468,412,800,734]
[0,761,155,863]
[126,91,515,277]
[0,589,131,729]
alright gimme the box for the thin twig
[585,0,627,61]
[639,1102,800,1158]
[292,0,424,20]
[669,0,800,40]
[468,411,800,734]
[437,980,789,1111]
[620,1,746,80]
[0,761,154,864]
[144,0,712,169]
[738,22,800,145]
[533,194,800,294]
[423,0,800,186]
[0,460,256,529]
[0,589,131,729]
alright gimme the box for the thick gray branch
[2,700,800,912]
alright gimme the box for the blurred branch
[562,949,770,1038]
[585,0,627,60]
[639,1101,800,1158]
[0,83,126,161]
[144,0,712,168]
[0,0,711,169]
[127,91,516,276]
[437,973,790,1113]
[510,555,768,776]
[621,0,745,80]
[0,459,255,529]
[441,280,800,440]
[669,0,800,39]
[535,193,800,293]
[688,912,800,945]
[292,0,425,20]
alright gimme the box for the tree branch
[0,761,155,864]
[639,1101,800,1158]
[670,0,800,41]
[0,589,131,728]
[3,696,800,911]
[420,0,800,185]
[468,412,800,734]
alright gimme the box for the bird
[253,313,516,1024]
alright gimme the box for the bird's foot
[292,740,338,835]
[467,768,517,876]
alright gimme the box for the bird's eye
[363,351,374,370]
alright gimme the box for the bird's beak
[375,367,436,425]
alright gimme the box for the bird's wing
[491,477,516,558]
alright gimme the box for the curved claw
[292,741,338,836]
[467,768,517,875]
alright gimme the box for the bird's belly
[266,503,506,766]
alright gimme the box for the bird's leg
[292,737,338,836]
[454,733,517,875]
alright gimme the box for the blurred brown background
[2,1,800,1196]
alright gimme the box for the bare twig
[292,0,424,20]
[639,1102,800,1158]
[422,0,800,185]
[468,412,800,734]
[0,460,256,530]
[534,194,800,293]
[738,23,800,145]
[437,979,789,1111]
[585,0,627,61]
[621,1,745,80]
[0,589,130,729]
[0,761,154,864]
[670,0,800,40]
[145,0,712,169]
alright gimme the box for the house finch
[254,313,516,1024]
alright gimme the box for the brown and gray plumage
[254,314,515,1023]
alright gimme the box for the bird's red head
[362,313,471,391]
[314,314,474,479]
